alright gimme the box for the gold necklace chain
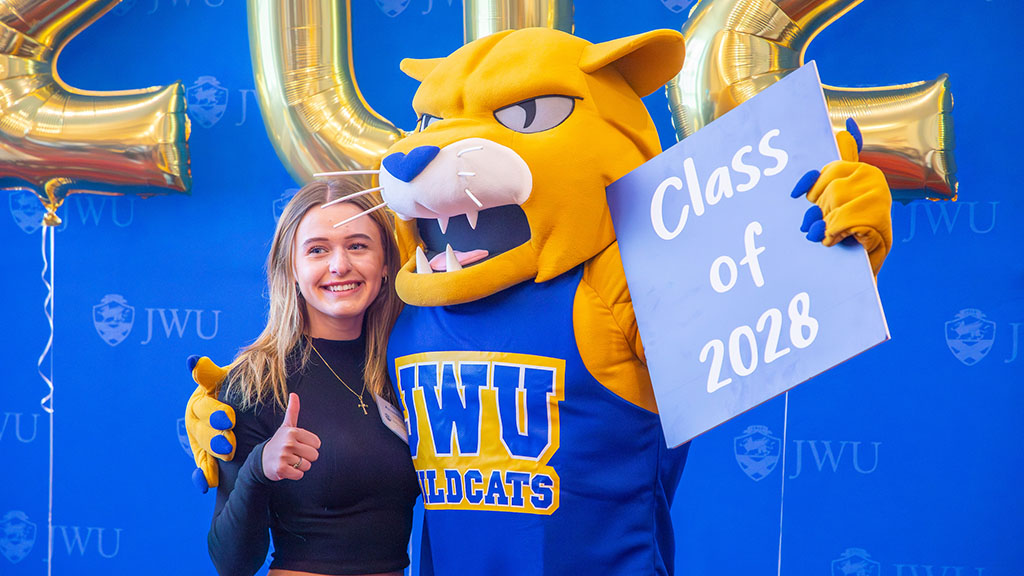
[309,341,369,415]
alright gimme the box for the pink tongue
[429,249,489,271]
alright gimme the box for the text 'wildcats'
[395,352,564,515]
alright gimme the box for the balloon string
[38,223,54,407]
[776,391,789,576]
[38,224,54,411]
[38,224,55,576]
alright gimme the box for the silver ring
[292,456,303,469]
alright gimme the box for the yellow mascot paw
[184,356,235,491]
[790,119,893,276]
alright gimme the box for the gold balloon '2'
[666,0,956,201]
[0,0,190,226]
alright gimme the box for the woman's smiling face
[292,202,387,340]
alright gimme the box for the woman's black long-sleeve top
[207,336,420,575]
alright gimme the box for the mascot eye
[494,95,576,134]
[418,114,443,132]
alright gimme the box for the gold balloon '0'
[247,0,403,185]
[248,0,572,184]
[666,0,956,201]
[0,0,191,225]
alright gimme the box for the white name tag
[374,393,409,444]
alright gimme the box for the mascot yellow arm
[573,242,659,414]
[185,357,236,491]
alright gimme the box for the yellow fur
[574,242,659,412]
[185,357,234,488]
[388,28,684,307]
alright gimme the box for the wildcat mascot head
[379,28,685,306]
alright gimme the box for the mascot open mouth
[415,204,531,272]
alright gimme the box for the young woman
[208,179,419,576]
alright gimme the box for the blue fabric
[388,267,687,575]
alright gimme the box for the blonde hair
[226,179,403,410]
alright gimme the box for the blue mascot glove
[790,118,893,275]
[184,355,236,493]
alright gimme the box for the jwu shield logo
[375,0,410,17]
[273,188,299,223]
[177,418,193,458]
[187,76,229,128]
[0,511,37,564]
[9,190,45,234]
[946,309,996,366]
[832,548,881,576]
[93,294,135,346]
[734,425,781,481]
[660,0,696,13]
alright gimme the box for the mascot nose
[382,146,441,183]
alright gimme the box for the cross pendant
[358,397,369,415]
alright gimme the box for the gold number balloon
[246,0,403,185]
[0,0,190,226]
[666,0,956,201]
[247,0,572,184]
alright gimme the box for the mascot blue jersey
[388,267,688,576]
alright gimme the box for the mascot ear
[579,29,685,97]
[400,57,444,82]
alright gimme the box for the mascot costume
[185,27,891,575]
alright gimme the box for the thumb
[836,118,863,163]
[282,393,300,428]
[836,131,859,163]
[193,357,229,394]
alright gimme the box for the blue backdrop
[1,1,1020,574]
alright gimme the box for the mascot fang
[187,27,892,575]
